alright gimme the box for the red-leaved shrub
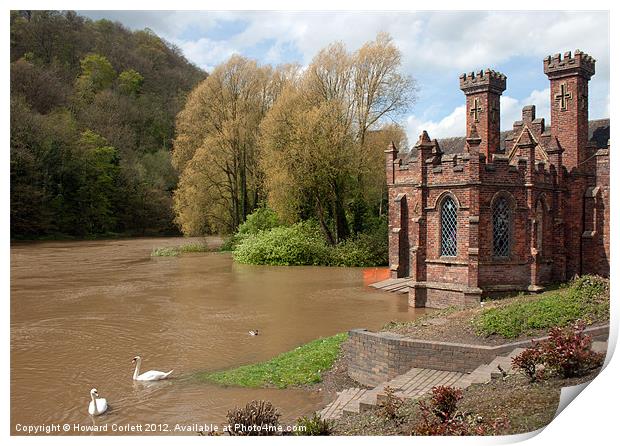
[511,343,544,382]
[540,321,605,378]
[413,386,509,436]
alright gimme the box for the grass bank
[384,275,609,345]
[200,333,348,388]
[473,275,609,338]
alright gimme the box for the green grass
[473,275,609,338]
[200,333,348,388]
[151,242,211,257]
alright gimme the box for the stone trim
[346,325,609,387]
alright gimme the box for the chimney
[460,69,507,160]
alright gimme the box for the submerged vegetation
[201,333,348,388]
[474,276,609,338]
[151,241,212,257]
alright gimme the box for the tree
[259,33,415,243]
[260,87,355,244]
[76,53,116,95]
[172,55,285,234]
[118,69,144,96]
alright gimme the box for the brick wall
[346,326,609,387]
[384,49,609,309]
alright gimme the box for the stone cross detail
[470,98,483,122]
[554,83,573,110]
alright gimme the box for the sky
[79,10,610,145]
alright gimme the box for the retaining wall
[345,325,609,387]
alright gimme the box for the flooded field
[11,237,424,435]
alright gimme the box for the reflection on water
[11,237,424,435]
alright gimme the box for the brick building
[386,50,610,309]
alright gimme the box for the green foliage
[151,246,180,257]
[178,241,211,253]
[237,207,281,235]
[473,276,609,338]
[294,413,334,436]
[232,218,387,267]
[330,221,388,266]
[10,11,204,239]
[76,53,116,96]
[202,333,347,388]
[151,241,211,257]
[118,69,144,95]
[233,221,333,266]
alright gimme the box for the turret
[544,50,595,171]
[460,69,507,160]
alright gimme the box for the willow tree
[260,85,355,244]
[260,33,414,242]
[172,55,291,235]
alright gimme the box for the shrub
[378,386,403,421]
[233,221,332,266]
[413,385,509,436]
[294,413,333,436]
[511,344,544,382]
[237,207,281,235]
[331,232,388,267]
[539,321,605,378]
[226,400,280,436]
[428,385,463,421]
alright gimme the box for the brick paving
[320,341,608,420]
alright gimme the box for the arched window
[440,196,458,256]
[493,197,511,257]
[535,200,544,254]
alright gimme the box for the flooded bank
[11,237,425,434]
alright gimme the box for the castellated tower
[544,50,596,171]
[459,69,507,160]
[382,48,608,309]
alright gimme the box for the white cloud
[406,105,466,141]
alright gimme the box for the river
[10,237,424,435]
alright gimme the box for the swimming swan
[249,329,259,336]
[88,388,108,416]
[132,355,173,381]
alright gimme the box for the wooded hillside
[10,10,205,238]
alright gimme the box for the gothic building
[385,50,610,309]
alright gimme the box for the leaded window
[440,196,458,256]
[493,197,511,257]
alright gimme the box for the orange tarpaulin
[362,267,390,286]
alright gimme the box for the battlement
[459,69,507,94]
[544,50,595,80]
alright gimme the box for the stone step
[320,342,609,420]
[341,389,369,416]
[320,387,366,420]
[592,341,608,354]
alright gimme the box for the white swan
[88,388,108,416]
[132,355,173,381]
[249,329,259,336]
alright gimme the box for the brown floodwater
[11,237,425,435]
